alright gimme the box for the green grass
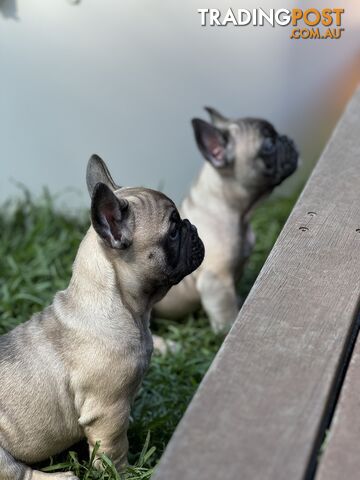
[0,189,299,478]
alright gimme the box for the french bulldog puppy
[0,155,204,480]
[154,108,298,333]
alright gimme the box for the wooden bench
[153,87,360,480]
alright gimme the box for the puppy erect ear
[91,183,132,249]
[192,118,233,168]
[204,107,230,130]
[86,154,120,197]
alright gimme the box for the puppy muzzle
[263,135,299,186]
[187,220,205,271]
[169,220,205,285]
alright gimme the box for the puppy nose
[189,223,200,242]
[280,135,299,155]
[183,219,198,239]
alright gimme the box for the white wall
[0,0,359,206]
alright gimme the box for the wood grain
[316,316,360,480]
[153,88,360,480]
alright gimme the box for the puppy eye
[261,137,276,155]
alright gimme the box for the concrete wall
[1,0,359,206]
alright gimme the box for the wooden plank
[316,318,360,480]
[153,88,360,480]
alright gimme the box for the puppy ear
[204,107,230,129]
[192,118,232,168]
[91,183,132,249]
[86,154,120,197]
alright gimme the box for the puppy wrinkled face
[243,118,299,188]
[162,209,205,285]
[87,155,205,297]
[192,109,299,194]
[92,184,205,292]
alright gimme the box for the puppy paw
[44,473,79,480]
[63,473,79,480]
[51,472,79,480]
[33,472,79,480]
[153,334,180,355]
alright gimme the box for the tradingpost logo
[197,8,345,39]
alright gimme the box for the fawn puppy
[155,108,298,333]
[0,155,204,479]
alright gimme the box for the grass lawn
[0,189,299,479]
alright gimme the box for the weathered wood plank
[316,318,360,480]
[153,88,360,480]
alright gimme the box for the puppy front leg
[197,270,239,334]
[152,334,179,354]
[81,401,130,472]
